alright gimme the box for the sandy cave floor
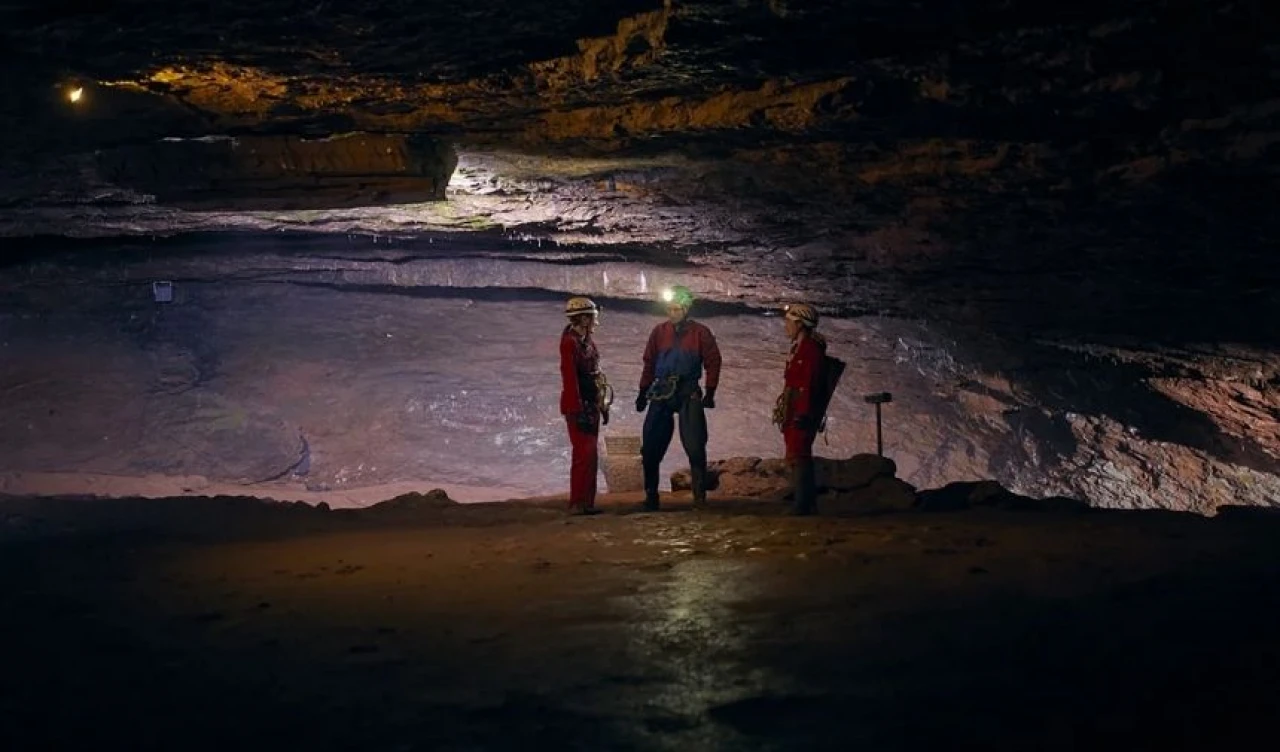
[4,490,1280,751]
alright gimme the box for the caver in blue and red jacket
[638,319,722,400]
[636,317,721,507]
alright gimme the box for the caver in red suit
[776,303,827,515]
[560,297,607,514]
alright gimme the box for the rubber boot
[642,462,661,511]
[690,464,708,509]
[791,460,817,516]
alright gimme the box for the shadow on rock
[915,479,1090,514]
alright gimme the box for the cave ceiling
[3,1,1275,342]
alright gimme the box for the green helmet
[661,285,695,309]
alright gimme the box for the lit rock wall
[95,134,457,209]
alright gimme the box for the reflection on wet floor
[4,496,1280,750]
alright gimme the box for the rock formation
[1,0,1276,511]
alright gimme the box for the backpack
[812,353,846,431]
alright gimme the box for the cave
[2,1,1279,749]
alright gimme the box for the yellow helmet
[565,296,600,318]
[784,302,819,328]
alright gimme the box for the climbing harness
[774,388,830,442]
[772,390,788,428]
[646,374,681,403]
[593,371,614,416]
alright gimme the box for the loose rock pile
[673,455,1089,514]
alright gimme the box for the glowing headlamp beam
[67,87,83,103]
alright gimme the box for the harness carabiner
[772,389,790,428]
[646,375,680,403]
[593,371,614,414]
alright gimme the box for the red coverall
[782,333,827,461]
[560,325,601,510]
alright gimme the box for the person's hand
[635,394,648,412]
[601,409,610,426]
[702,387,716,409]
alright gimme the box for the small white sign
[152,281,174,303]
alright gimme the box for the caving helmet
[661,285,695,309]
[565,296,600,318]
[784,302,820,328]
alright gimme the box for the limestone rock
[367,489,457,513]
[823,475,920,514]
[816,454,898,491]
[915,480,1089,514]
[1,0,1276,517]
[671,453,903,498]
[95,134,456,210]
[671,457,788,496]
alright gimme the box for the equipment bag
[812,354,846,431]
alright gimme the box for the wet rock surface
[3,491,1280,750]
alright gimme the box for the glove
[702,387,716,409]
[601,409,610,426]
[635,394,648,413]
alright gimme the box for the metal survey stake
[863,392,893,456]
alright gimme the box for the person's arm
[789,339,822,424]
[560,334,582,415]
[700,326,722,390]
[638,327,659,393]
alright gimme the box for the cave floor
[3,494,1280,751]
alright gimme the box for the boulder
[823,475,920,513]
[1213,504,1280,522]
[671,453,903,498]
[817,454,897,490]
[915,480,1089,513]
[366,489,457,512]
[671,456,788,496]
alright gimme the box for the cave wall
[95,134,457,209]
[1,0,1277,510]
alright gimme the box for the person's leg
[581,415,601,509]
[567,416,600,511]
[640,404,675,509]
[677,393,710,507]
[783,426,819,515]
